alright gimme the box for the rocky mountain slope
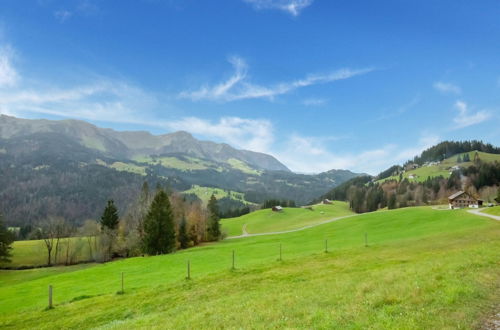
[0,115,362,226]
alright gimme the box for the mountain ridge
[0,115,290,172]
[0,114,363,225]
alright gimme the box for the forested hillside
[0,116,361,226]
[320,142,500,213]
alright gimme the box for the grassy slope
[482,206,500,216]
[227,158,261,175]
[222,202,353,237]
[183,185,254,206]
[0,207,499,328]
[1,237,94,268]
[379,151,500,183]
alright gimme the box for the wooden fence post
[121,272,124,294]
[325,239,328,253]
[232,250,235,270]
[48,285,53,309]
[279,243,282,261]
[186,260,191,280]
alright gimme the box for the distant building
[323,199,333,204]
[405,163,419,171]
[408,174,417,179]
[272,205,283,212]
[448,191,483,209]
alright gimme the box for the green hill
[222,202,353,237]
[378,151,500,183]
[1,206,499,328]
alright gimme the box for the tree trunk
[55,238,60,264]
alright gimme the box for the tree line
[0,182,223,266]
[321,159,500,214]
[261,199,297,209]
[410,140,500,165]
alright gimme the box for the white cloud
[0,44,164,126]
[167,116,274,152]
[54,10,72,23]
[452,100,491,129]
[302,98,327,106]
[0,46,18,87]
[243,0,313,16]
[275,133,440,174]
[433,81,461,94]
[179,56,373,102]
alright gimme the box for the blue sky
[0,0,499,174]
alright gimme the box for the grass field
[221,202,353,237]
[378,151,500,183]
[0,206,499,328]
[0,237,94,269]
[482,206,500,216]
[183,185,255,206]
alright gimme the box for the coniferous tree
[0,214,14,263]
[388,194,397,210]
[100,200,119,230]
[206,194,221,241]
[178,217,189,249]
[142,189,176,255]
[457,155,462,163]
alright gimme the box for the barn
[448,191,483,209]
[272,205,283,212]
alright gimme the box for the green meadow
[482,206,500,216]
[0,237,94,269]
[221,202,353,236]
[183,184,254,206]
[0,206,499,328]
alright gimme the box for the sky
[0,0,499,174]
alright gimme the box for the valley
[0,206,498,328]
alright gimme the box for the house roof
[448,191,465,200]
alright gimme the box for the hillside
[0,115,362,226]
[378,151,500,183]
[0,207,498,328]
[322,141,500,214]
[0,114,289,172]
[221,202,353,236]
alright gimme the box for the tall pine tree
[0,214,14,263]
[206,194,221,241]
[178,217,189,249]
[100,200,119,230]
[142,189,176,255]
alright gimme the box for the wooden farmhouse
[448,191,483,209]
[272,205,283,212]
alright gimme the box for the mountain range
[0,115,362,226]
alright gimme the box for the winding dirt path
[226,214,361,240]
[467,208,500,221]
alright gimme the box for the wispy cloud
[54,10,72,23]
[302,98,327,106]
[0,43,165,126]
[167,116,274,152]
[179,56,373,102]
[275,133,440,174]
[452,100,491,129]
[433,81,461,94]
[51,1,100,23]
[243,0,313,16]
[0,45,18,87]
